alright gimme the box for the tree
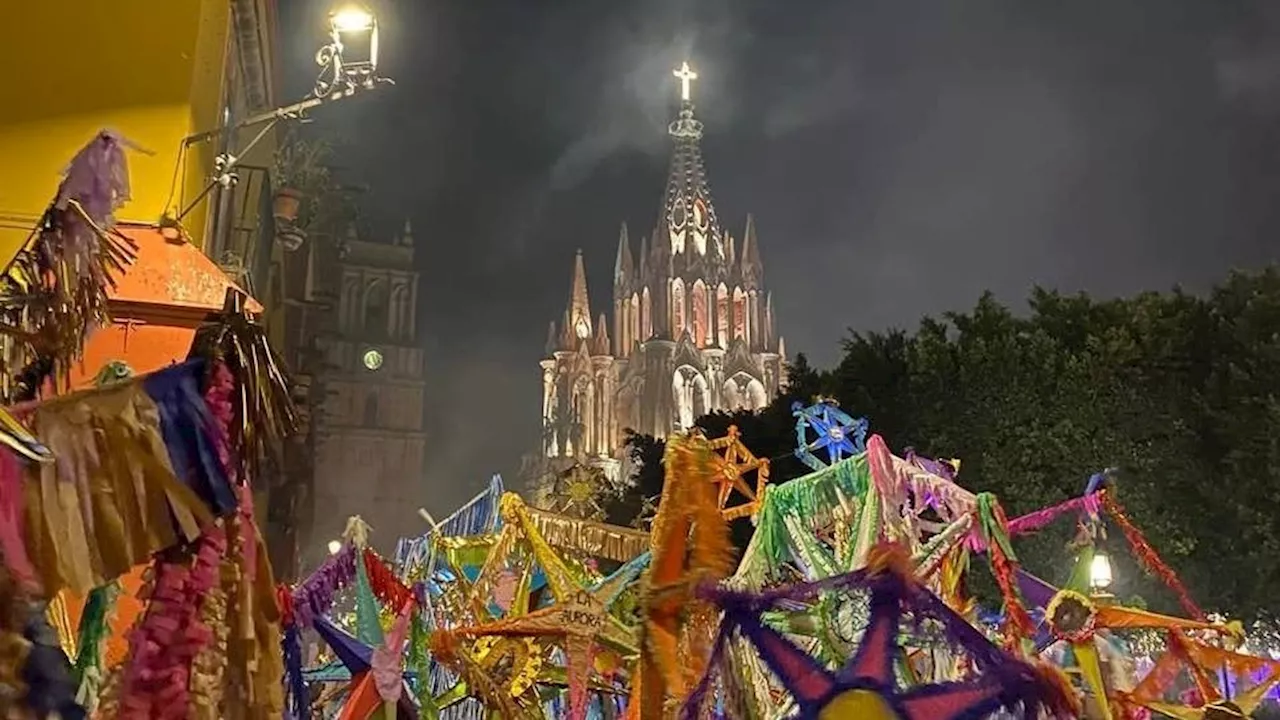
[825,274,1280,619]
[604,430,665,528]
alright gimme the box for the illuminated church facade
[536,63,786,478]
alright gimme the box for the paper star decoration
[688,545,1076,720]
[792,399,868,471]
[314,612,419,720]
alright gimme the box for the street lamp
[177,3,394,231]
[316,5,381,97]
[1089,551,1113,594]
[327,539,342,556]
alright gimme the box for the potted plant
[272,132,334,225]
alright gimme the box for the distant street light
[328,539,342,556]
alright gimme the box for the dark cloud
[281,0,1280,520]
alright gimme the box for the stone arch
[716,283,729,347]
[389,283,410,340]
[732,287,747,341]
[364,278,389,336]
[672,365,709,430]
[641,287,652,339]
[692,279,709,347]
[342,276,360,331]
[671,278,686,337]
[569,374,592,456]
[630,292,640,349]
[723,372,767,413]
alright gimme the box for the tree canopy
[609,267,1280,622]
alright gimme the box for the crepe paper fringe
[975,493,1036,639]
[281,622,307,720]
[394,475,505,578]
[363,548,415,613]
[1005,492,1102,538]
[640,434,736,712]
[71,588,116,712]
[288,545,358,628]
[1101,492,1204,621]
[115,525,227,719]
[0,130,139,404]
[0,451,37,592]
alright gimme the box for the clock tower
[308,219,427,563]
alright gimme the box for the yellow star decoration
[440,494,643,716]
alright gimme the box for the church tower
[537,62,785,479]
[310,220,427,561]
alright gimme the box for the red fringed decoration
[976,494,1037,640]
[361,548,414,612]
[1101,492,1204,620]
[277,585,295,628]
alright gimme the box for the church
[537,63,787,480]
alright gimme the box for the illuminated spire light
[673,61,698,102]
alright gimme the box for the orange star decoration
[703,425,769,520]
[1117,630,1280,720]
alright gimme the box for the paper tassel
[0,130,139,402]
[188,289,297,487]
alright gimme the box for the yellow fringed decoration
[525,506,650,563]
[188,572,229,720]
[219,505,284,720]
[639,434,736,716]
[45,592,77,660]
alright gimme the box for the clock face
[362,348,384,371]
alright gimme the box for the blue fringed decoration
[395,475,505,577]
[143,360,236,516]
[21,601,85,720]
[282,622,308,720]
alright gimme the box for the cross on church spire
[673,61,698,103]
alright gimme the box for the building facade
[307,221,427,563]
[537,65,786,478]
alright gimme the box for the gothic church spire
[566,249,592,342]
[659,61,723,258]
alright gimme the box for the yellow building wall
[0,1,233,262]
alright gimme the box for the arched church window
[692,280,708,347]
[641,288,652,339]
[732,287,747,341]
[365,280,389,337]
[672,366,708,430]
[364,391,379,427]
[723,373,767,413]
[716,284,729,347]
[630,292,640,349]
[671,278,686,337]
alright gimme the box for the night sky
[280,0,1280,517]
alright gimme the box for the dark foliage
[604,270,1280,621]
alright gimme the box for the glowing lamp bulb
[331,6,374,32]
[327,539,342,556]
[1089,552,1113,591]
